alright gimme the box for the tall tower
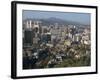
[72,26,76,41]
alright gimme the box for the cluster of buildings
[23,19,90,47]
[23,19,91,69]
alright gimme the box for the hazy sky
[23,10,91,25]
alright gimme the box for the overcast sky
[23,10,91,25]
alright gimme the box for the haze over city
[23,10,91,25]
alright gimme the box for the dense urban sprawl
[23,19,91,69]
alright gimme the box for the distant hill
[24,17,90,27]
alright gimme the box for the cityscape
[22,10,91,69]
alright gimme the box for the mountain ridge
[23,17,90,27]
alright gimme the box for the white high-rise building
[23,20,41,31]
[24,20,32,29]
[68,32,72,39]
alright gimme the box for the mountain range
[24,17,90,27]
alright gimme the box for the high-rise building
[23,20,42,45]
[24,30,34,45]
[23,20,42,31]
